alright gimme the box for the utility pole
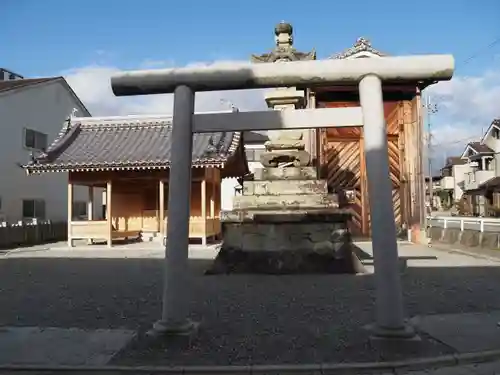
[424,95,438,210]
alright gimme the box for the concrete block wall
[428,227,500,250]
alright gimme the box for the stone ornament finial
[274,21,293,48]
[250,21,315,63]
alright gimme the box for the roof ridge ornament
[330,37,386,59]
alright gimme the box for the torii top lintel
[111,54,454,96]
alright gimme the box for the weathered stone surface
[243,180,328,196]
[481,232,499,249]
[260,149,310,167]
[442,228,460,244]
[207,211,363,275]
[252,167,317,181]
[221,209,350,223]
[264,139,306,151]
[207,215,365,274]
[233,193,338,210]
[429,227,443,241]
[460,230,480,247]
[206,247,365,275]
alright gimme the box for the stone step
[243,180,328,196]
[233,194,338,210]
[252,167,318,181]
[141,231,162,242]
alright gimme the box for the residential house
[0,68,24,81]
[439,156,469,202]
[424,176,443,209]
[0,76,95,223]
[458,119,500,216]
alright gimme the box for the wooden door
[323,129,364,235]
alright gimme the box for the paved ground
[400,360,500,374]
[1,241,500,369]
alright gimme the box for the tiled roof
[24,114,245,174]
[467,141,494,154]
[0,77,60,93]
[479,176,500,190]
[443,156,467,168]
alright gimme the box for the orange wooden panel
[326,126,363,138]
[388,139,401,187]
[323,141,361,190]
[321,101,400,136]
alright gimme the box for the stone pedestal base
[207,211,366,275]
[146,319,200,339]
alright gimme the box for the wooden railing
[70,220,108,240]
[164,216,221,239]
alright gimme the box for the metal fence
[428,216,500,233]
[0,220,66,249]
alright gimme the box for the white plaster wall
[0,81,101,222]
[219,144,266,211]
[453,164,471,201]
[220,177,238,211]
[482,136,500,175]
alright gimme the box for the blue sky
[2,0,498,76]
[2,0,500,167]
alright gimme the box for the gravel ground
[1,242,500,366]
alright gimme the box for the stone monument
[207,23,364,275]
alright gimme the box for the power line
[431,135,479,146]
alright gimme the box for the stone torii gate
[111,54,454,339]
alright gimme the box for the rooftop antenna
[220,98,239,112]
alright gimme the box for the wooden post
[106,180,113,248]
[212,168,221,239]
[210,177,216,218]
[201,174,207,245]
[159,179,165,235]
[87,186,94,220]
[67,180,73,247]
[87,186,94,245]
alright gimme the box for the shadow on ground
[1,252,500,366]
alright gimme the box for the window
[493,128,500,140]
[72,201,87,220]
[24,129,48,151]
[22,199,46,219]
[245,148,264,162]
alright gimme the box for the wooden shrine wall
[318,99,421,237]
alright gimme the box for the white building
[440,157,470,201]
[0,76,96,222]
[0,68,24,81]
[220,131,268,211]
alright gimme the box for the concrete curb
[0,350,500,374]
[426,242,500,263]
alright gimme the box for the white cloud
[425,67,500,169]
[63,58,500,172]
[63,60,268,117]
